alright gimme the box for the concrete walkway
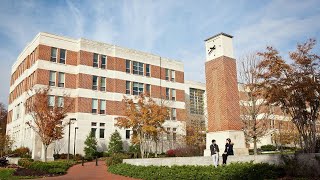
[37,161,138,180]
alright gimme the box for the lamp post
[67,118,76,161]
[73,127,78,159]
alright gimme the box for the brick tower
[203,33,248,156]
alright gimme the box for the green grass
[0,168,38,180]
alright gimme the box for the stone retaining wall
[123,153,320,167]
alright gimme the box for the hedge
[18,158,76,174]
[261,144,277,151]
[108,162,285,180]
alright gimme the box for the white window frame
[146,64,151,76]
[57,96,64,107]
[171,89,176,101]
[100,77,106,91]
[59,49,66,64]
[126,81,131,94]
[93,53,99,68]
[58,72,65,87]
[100,100,106,114]
[171,70,175,82]
[166,88,170,100]
[171,108,176,120]
[92,76,98,90]
[126,60,131,73]
[49,71,56,86]
[92,99,98,113]
[165,69,170,80]
[48,95,55,107]
[101,55,106,69]
[50,47,57,62]
[145,84,151,95]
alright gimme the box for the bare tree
[25,87,74,161]
[239,53,272,155]
[0,103,7,136]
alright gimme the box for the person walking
[222,138,234,165]
[210,139,219,167]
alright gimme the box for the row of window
[126,81,151,95]
[91,122,106,138]
[92,99,106,114]
[49,71,65,87]
[92,76,106,91]
[51,47,66,64]
[48,95,64,108]
[126,60,151,77]
[93,53,107,69]
[189,88,205,115]
[165,69,175,82]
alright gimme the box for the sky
[0,0,320,105]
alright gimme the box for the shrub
[166,149,175,157]
[316,136,320,153]
[83,133,98,160]
[108,162,285,180]
[174,147,200,157]
[281,154,320,178]
[18,159,76,174]
[108,130,123,154]
[261,144,277,151]
[106,153,130,166]
[12,147,31,158]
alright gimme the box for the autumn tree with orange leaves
[257,39,320,153]
[116,94,169,158]
[25,88,74,161]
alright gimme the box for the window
[91,122,97,126]
[57,96,64,107]
[49,71,56,86]
[58,72,65,87]
[189,88,205,115]
[16,103,20,119]
[171,70,175,82]
[166,128,171,140]
[59,49,66,64]
[171,108,176,120]
[146,64,150,76]
[165,69,170,80]
[100,123,105,127]
[126,130,130,139]
[133,61,144,75]
[126,81,131,94]
[93,53,99,68]
[50,48,57,62]
[100,77,106,91]
[48,96,55,107]
[100,100,106,114]
[166,88,170,100]
[145,84,151,95]
[171,89,176,101]
[173,132,176,141]
[101,55,106,69]
[92,99,98,113]
[133,82,143,95]
[100,129,105,138]
[92,76,98,90]
[126,60,131,73]
[173,128,177,132]
[91,128,97,137]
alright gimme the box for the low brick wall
[123,153,320,167]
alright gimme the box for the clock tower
[203,33,248,156]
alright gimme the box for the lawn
[0,168,37,180]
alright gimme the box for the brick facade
[205,56,242,132]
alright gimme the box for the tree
[185,99,206,155]
[0,134,14,156]
[257,39,320,153]
[239,54,272,155]
[83,133,97,160]
[0,103,7,136]
[25,87,74,161]
[108,130,123,154]
[116,94,169,158]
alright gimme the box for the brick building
[7,32,186,160]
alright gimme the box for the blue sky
[1,0,320,105]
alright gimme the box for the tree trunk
[253,137,258,155]
[44,145,48,162]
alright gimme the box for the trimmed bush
[261,144,277,151]
[105,153,130,166]
[18,159,76,174]
[12,147,31,158]
[108,162,285,180]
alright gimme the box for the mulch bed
[2,164,60,177]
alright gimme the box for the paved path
[37,161,138,180]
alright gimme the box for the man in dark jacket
[210,139,219,167]
[222,138,234,165]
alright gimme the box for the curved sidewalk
[38,161,138,180]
